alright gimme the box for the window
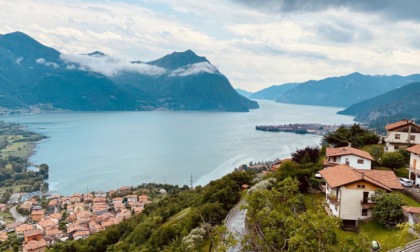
[357,185,365,189]
[345,158,349,165]
[410,135,416,141]
[395,134,400,139]
[395,145,399,150]
[362,209,368,216]
[332,156,337,162]
[357,159,364,164]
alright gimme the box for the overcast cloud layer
[1,0,420,91]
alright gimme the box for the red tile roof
[319,164,403,190]
[402,206,420,214]
[24,229,42,237]
[23,239,47,251]
[326,147,374,161]
[407,145,420,155]
[385,119,420,131]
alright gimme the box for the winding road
[225,199,248,252]
[10,206,27,223]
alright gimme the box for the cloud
[170,62,219,76]
[35,58,59,68]
[233,0,420,21]
[316,21,372,43]
[59,53,167,77]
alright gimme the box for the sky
[1,0,420,92]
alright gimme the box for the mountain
[275,72,420,107]
[250,83,299,100]
[111,50,259,111]
[235,88,252,98]
[0,31,258,112]
[338,82,420,122]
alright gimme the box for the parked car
[399,177,414,187]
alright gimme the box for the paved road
[225,200,248,252]
[389,239,420,252]
[10,206,27,223]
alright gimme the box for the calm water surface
[1,101,354,195]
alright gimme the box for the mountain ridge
[338,82,420,122]
[275,72,420,107]
[0,31,258,112]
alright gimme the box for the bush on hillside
[381,152,406,169]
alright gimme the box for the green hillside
[338,82,420,122]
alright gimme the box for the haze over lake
[1,101,355,195]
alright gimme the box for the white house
[325,147,374,170]
[384,119,420,152]
[407,145,420,185]
[320,164,403,230]
[126,195,138,203]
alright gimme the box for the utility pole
[190,174,193,190]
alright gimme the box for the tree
[338,234,370,252]
[370,190,406,227]
[288,210,340,252]
[243,177,305,251]
[380,152,406,169]
[291,146,320,164]
[395,222,420,248]
[323,124,379,148]
[182,226,206,252]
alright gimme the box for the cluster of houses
[0,186,157,252]
[319,119,420,230]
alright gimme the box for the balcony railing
[409,167,420,176]
[361,200,375,209]
[327,195,339,205]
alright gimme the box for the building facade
[320,165,403,230]
[408,145,420,185]
[384,120,420,152]
[325,147,373,170]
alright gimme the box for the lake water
[0,101,355,195]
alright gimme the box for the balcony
[361,200,375,209]
[409,167,420,176]
[327,195,340,205]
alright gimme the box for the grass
[359,221,403,250]
[375,166,409,178]
[0,141,34,158]
[398,192,420,207]
[394,168,409,178]
[303,193,417,251]
[167,207,190,222]
[0,211,15,224]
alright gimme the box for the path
[225,199,248,252]
[10,206,27,223]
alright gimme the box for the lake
[0,101,355,195]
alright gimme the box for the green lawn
[399,192,420,207]
[0,211,15,224]
[303,193,417,251]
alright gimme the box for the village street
[9,206,27,223]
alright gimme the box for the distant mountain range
[275,72,420,107]
[0,31,258,112]
[235,88,252,98]
[338,82,420,122]
[250,83,299,100]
